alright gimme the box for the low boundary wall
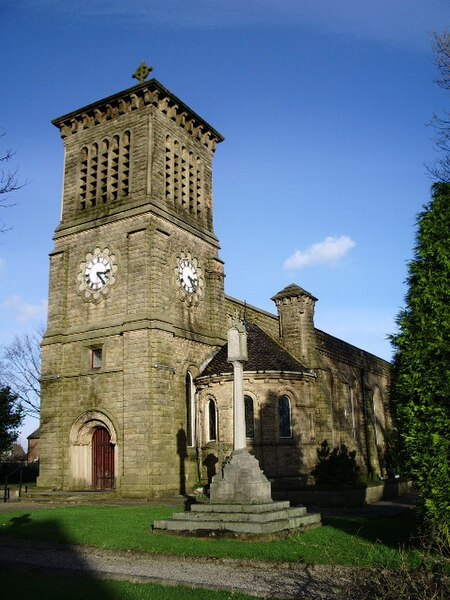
[272,478,413,507]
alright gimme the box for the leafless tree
[428,32,450,182]
[0,131,23,232]
[0,441,26,462]
[0,328,42,418]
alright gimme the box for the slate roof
[27,427,40,439]
[315,329,391,371]
[199,323,306,378]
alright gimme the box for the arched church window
[185,371,196,447]
[373,388,386,448]
[208,398,217,442]
[244,395,255,439]
[279,395,292,439]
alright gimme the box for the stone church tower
[38,66,227,496]
[39,66,392,498]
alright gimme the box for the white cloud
[1,295,48,324]
[284,235,355,270]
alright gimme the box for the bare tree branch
[0,132,24,232]
[0,148,14,162]
[428,32,450,183]
[0,134,22,198]
[0,167,21,198]
[433,31,450,91]
[0,328,42,418]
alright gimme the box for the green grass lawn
[0,566,257,600]
[0,504,435,570]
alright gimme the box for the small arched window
[244,395,255,439]
[208,398,217,441]
[185,371,195,447]
[278,395,292,439]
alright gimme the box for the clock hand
[97,271,107,284]
[188,275,197,289]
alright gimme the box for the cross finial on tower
[132,62,153,84]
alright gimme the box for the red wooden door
[92,427,115,490]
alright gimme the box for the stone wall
[314,331,391,476]
[196,372,318,483]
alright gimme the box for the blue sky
[1,1,449,441]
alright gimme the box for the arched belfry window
[208,399,217,442]
[164,134,204,217]
[78,130,131,210]
[185,371,196,447]
[244,395,255,439]
[279,395,292,439]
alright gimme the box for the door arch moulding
[68,410,119,490]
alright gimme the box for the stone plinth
[153,501,321,534]
[209,449,272,505]
[153,449,322,535]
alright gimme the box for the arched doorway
[92,427,115,490]
[69,411,118,490]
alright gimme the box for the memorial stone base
[210,449,272,504]
[154,450,321,534]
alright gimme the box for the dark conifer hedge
[390,183,450,547]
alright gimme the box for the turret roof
[271,283,318,302]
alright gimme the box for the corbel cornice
[52,79,224,151]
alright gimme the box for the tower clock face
[175,252,204,304]
[178,259,199,294]
[77,247,118,302]
[85,255,112,291]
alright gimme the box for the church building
[38,66,391,497]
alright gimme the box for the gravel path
[0,494,417,598]
[0,537,354,599]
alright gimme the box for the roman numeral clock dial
[77,247,118,302]
[175,252,204,305]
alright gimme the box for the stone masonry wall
[196,373,317,486]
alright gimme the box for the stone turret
[271,284,319,366]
